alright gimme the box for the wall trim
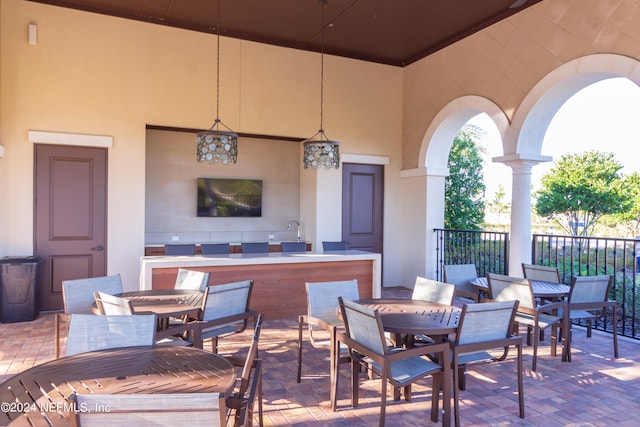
[342,153,390,165]
[28,131,113,147]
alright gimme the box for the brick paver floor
[1,286,640,426]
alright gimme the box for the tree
[490,184,510,225]
[445,126,486,230]
[534,150,632,236]
[613,172,640,237]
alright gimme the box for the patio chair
[241,242,269,253]
[412,276,455,305]
[174,268,210,291]
[522,263,562,283]
[486,273,569,371]
[335,297,451,427]
[93,291,194,347]
[65,313,156,356]
[226,314,265,427]
[322,241,348,251]
[567,275,618,358]
[201,243,231,254]
[56,274,123,358]
[280,241,307,252]
[411,276,456,345]
[70,392,226,427]
[450,300,523,426]
[165,244,196,255]
[297,279,359,408]
[193,280,258,352]
[442,264,480,303]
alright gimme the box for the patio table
[92,289,203,330]
[0,346,235,427]
[352,298,460,345]
[471,277,570,300]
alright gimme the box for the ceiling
[28,0,542,67]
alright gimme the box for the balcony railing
[532,234,639,339]
[434,229,640,340]
[434,228,509,280]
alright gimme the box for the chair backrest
[281,241,307,252]
[455,300,519,346]
[569,275,613,304]
[65,313,156,356]
[241,242,269,253]
[238,314,264,397]
[411,276,455,305]
[305,279,359,326]
[338,297,387,355]
[174,268,210,291]
[522,263,561,283]
[165,244,196,255]
[93,291,134,315]
[62,275,123,315]
[442,264,478,294]
[322,241,348,251]
[71,392,226,427]
[486,273,535,309]
[201,243,230,255]
[201,280,254,322]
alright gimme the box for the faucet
[287,220,301,242]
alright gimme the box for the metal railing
[532,234,639,339]
[434,228,509,280]
[434,230,640,339]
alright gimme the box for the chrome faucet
[287,220,301,242]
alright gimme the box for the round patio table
[351,298,461,345]
[92,289,203,329]
[472,277,570,299]
[0,346,236,427]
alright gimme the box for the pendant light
[303,0,340,170]
[196,0,238,165]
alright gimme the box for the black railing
[532,234,639,339]
[434,229,509,281]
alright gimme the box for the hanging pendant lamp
[303,0,340,170]
[196,0,238,165]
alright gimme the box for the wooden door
[342,163,384,253]
[34,144,107,310]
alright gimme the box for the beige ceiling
[28,0,542,67]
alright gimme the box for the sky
[468,77,640,203]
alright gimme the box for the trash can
[0,256,40,322]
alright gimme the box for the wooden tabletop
[354,298,460,336]
[92,289,203,319]
[472,277,571,298]
[0,346,236,427]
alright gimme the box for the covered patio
[2,287,639,426]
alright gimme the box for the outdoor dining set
[0,263,618,426]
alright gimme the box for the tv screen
[197,178,263,217]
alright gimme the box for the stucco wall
[0,0,403,289]
[403,0,640,170]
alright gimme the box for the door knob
[91,245,104,251]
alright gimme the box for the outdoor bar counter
[139,250,381,319]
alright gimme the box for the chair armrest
[536,300,567,313]
[449,335,522,355]
[299,314,339,333]
[190,309,258,348]
[155,320,203,347]
[570,300,617,310]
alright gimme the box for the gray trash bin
[0,256,40,322]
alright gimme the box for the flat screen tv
[197,178,263,217]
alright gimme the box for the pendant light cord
[215,0,222,126]
[319,1,325,135]
[318,0,327,139]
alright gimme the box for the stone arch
[420,95,510,171]
[506,53,640,159]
